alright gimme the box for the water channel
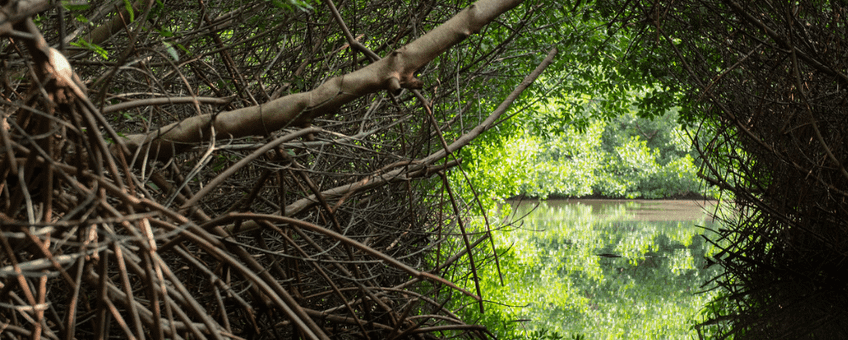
[483,199,722,339]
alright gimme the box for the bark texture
[0,0,553,339]
[124,0,523,162]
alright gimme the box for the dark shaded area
[605,0,848,338]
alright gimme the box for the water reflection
[519,198,717,221]
[493,199,721,339]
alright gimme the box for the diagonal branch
[121,0,525,162]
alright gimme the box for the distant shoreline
[504,197,719,222]
[508,191,712,201]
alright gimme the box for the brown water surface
[511,199,717,222]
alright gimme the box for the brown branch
[326,0,381,62]
[101,96,234,114]
[206,213,480,300]
[723,0,848,85]
[121,0,526,162]
[228,47,556,233]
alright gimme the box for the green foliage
[452,201,720,339]
[70,39,109,60]
[454,104,714,205]
[452,128,535,212]
[521,119,605,198]
[696,290,736,339]
[520,3,680,133]
[449,0,709,205]
[62,1,91,11]
[123,0,135,23]
[523,329,584,340]
[268,0,315,12]
[595,108,710,199]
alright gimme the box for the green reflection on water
[479,199,722,339]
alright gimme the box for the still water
[486,199,721,339]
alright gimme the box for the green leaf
[75,14,89,25]
[123,0,135,22]
[176,43,191,56]
[70,39,109,60]
[163,42,179,61]
[62,1,91,11]
[158,29,174,38]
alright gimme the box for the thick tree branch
[122,0,524,163]
[227,47,557,233]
